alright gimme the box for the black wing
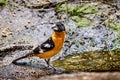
[33,37,55,54]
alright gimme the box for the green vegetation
[71,16,92,28]
[66,4,97,16]
[52,49,120,72]
[0,0,7,5]
[0,0,7,9]
[54,1,120,72]
[108,19,120,37]
[56,1,120,49]
[66,4,97,27]
[56,3,98,28]
[100,12,120,48]
[56,1,120,35]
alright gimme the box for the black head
[52,22,65,32]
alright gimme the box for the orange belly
[34,31,66,59]
[36,45,63,59]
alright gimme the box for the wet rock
[52,49,120,72]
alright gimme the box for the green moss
[56,2,63,12]
[52,49,120,72]
[71,16,92,27]
[56,2,98,28]
[0,0,7,5]
[105,13,120,38]
[65,3,97,28]
[109,21,120,47]
[108,18,120,33]
[66,3,97,16]
[0,0,7,8]
[108,23,119,31]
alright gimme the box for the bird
[12,22,66,70]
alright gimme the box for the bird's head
[52,22,65,32]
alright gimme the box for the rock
[52,49,120,72]
[0,64,55,80]
[0,0,120,80]
[39,72,120,80]
[1,28,12,37]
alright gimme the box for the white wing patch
[43,43,51,48]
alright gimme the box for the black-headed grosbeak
[12,22,66,70]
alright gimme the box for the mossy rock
[52,49,120,72]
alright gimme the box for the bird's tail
[12,50,34,64]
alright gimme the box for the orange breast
[34,31,66,59]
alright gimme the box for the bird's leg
[44,59,50,67]
[44,59,56,71]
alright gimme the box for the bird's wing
[33,37,55,54]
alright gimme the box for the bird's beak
[52,26,58,31]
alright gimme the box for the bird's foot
[57,56,65,60]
